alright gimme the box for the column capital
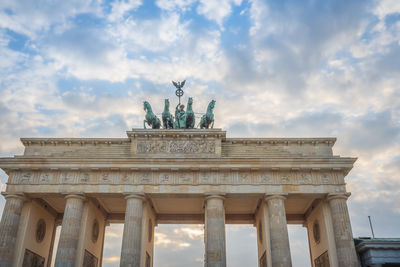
[124,192,146,201]
[204,193,226,201]
[326,192,351,202]
[1,192,28,202]
[64,193,86,202]
[264,193,288,202]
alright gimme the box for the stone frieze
[10,170,345,185]
[136,140,215,154]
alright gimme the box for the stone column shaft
[120,194,145,267]
[265,195,292,267]
[205,195,226,267]
[0,194,26,266]
[54,194,86,267]
[327,193,359,267]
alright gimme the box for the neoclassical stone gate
[0,129,359,267]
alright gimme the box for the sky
[0,0,399,266]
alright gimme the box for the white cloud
[248,0,269,36]
[0,31,28,69]
[197,0,242,29]
[103,256,121,263]
[1,1,400,266]
[108,0,142,22]
[109,12,189,52]
[155,232,191,249]
[373,0,400,19]
[156,0,196,12]
[0,0,103,38]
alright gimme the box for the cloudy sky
[0,0,400,266]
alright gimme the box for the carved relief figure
[299,172,312,184]
[280,173,290,184]
[39,173,51,184]
[137,140,215,154]
[178,172,193,184]
[159,173,171,184]
[100,172,111,183]
[260,172,274,184]
[120,172,132,183]
[321,173,330,184]
[20,172,33,184]
[139,172,152,183]
[79,172,90,183]
[60,172,75,183]
[239,172,251,183]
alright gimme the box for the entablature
[17,129,338,158]
[0,156,356,174]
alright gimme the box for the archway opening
[226,224,258,267]
[154,224,205,267]
[102,223,124,266]
[288,224,311,267]
[50,225,61,267]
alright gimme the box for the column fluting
[120,193,145,267]
[54,194,86,267]
[0,193,26,266]
[204,194,226,267]
[265,194,292,267]
[327,193,359,267]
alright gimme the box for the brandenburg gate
[0,82,360,267]
[0,128,360,266]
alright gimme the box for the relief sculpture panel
[39,172,52,184]
[259,172,275,184]
[14,170,344,186]
[176,172,194,184]
[60,172,76,184]
[218,172,232,184]
[137,140,215,154]
[159,173,173,184]
[14,172,34,184]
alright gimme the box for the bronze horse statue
[200,100,215,129]
[185,97,195,129]
[162,99,174,129]
[143,101,161,129]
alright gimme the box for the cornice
[224,137,336,146]
[356,240,400,252]
[126,128,226,139]
[19,136,337,148]
[20,138,130,147]
[0,156,357,173]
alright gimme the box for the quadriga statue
[143,95,215,129]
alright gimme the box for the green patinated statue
[143,81,216,129]
[200,100,216,129]
[174,103,186,129]
[143,101,161,129]
[162,99,174,129]
[185,97,195,129]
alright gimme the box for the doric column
[327,193,359,267]
[47,219,60,267]
[0,193,26,266]
[120,193,145,267]
[54,194,86,267]
[204,194,226,267]
[265,194,292,267]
